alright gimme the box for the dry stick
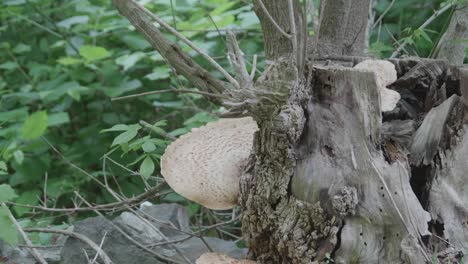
[390,2,454,58]
[2,203,48,264]
[364,144,431,262]
[256,0,292,39]
[385,25,411,55]
[90,232,108,264]
[148,217,240,247]
[139,120,176,141]
[111,88,227,102]
[118,205,193,263]
[250,54,258,80]
[7,182,166,213]
[24,228,113,264]
[75,194,187,264]
[372,0,396,29]
[41,136,107,189]
[132,1,239,89]
[288,0,299,66]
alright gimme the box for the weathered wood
[253,0,305,61]
[315,0,372,57]
[292,67,430,263]
[238,58,467,263]
[433,4,468,65]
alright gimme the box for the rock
[0,240,35,264]
[60,203,246,264]
[140,203,191,237]
[0,234,65,264]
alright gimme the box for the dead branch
[2,203,48,264]
[24,228,113,264]
[112,0,230,93]
[391,2,455,58]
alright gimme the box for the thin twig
[390,2,454,58]
[288,0,298,64]
[256,0,292,39]
[111,88,227,101]
[372,0,396,29]
[139,120,176,141]
[24,228,113,264]
[2,203,48,264]
[250,54,258,80]
[7,182,166,213]
[133,1,240,88]
[75,194,187,264]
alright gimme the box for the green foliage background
[0,0,465,245]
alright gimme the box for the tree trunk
[433,4,468,65]
[111,1,468,263]
[238,1,467,263]
[239,56,468,264]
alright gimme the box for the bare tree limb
[433,4,468,65]
[288,0,299,64]
[2,203,49,264]
[253,0,304,60]
[24,228,113,264]
[372,0,395,29]
[255,0,292,39]
[112,0,229,93]
[391,2,455,58]
[226,31,252,87]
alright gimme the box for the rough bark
[238,58,467,263]
[433,4,468,65]
[253,0,305,61]
[315,0,372,57]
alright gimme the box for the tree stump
[240,59,468,263]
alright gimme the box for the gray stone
[140,203,191,237]
[0,240,35,264]
[60,204,247,264]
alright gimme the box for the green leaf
[21,111,48,139]
[111,125,141,146]
[47,112,70,126]
[101,124,130,133]
[115,52,145,71]
[139,156,154,179]
[12,43,31,54]
[57,57,83,65]
[142,141,156,153]
[13,190,40,217]
[0,184,18,202]
[0,61,19,70]
[13,150,24,165]
[79,45,110,62]
[57,15,89,29]
[0,107,28,122]
[0,205,18,245]
[420,30,433,44]
[0,161,7,171]
[145,67,171,81]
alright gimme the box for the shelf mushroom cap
[196,253,257,264]
[354,59,400,112]
[161,117,258,210]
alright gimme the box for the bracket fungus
[161,117,258,210]
[354,59,400,112]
